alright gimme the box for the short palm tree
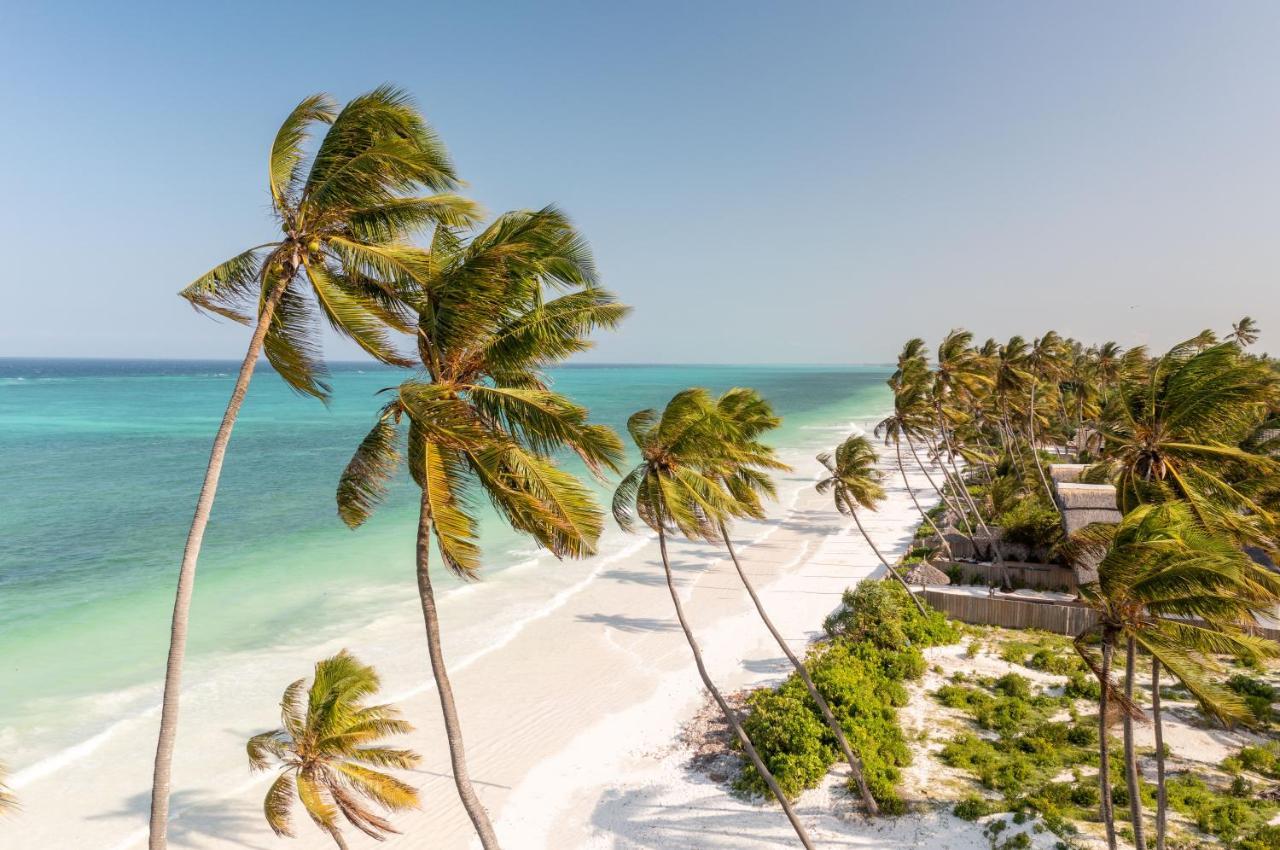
[151,86,478,850]
[613,388,817,849]
[816,434,926,614]
[710,389,879,813]
[247,652,420,849]
[0,763,14,815]
[1069,503,1280,850]
[337,208,626,850]
[1098,339,1280,545]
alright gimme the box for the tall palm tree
[337,208,626,849]
[247,652,420,849]
[1229,315,1261,347]
[1025,331,1065,509]
[876,375,954,563]
[1098,339,1280,547]
[816,434,926,614]
[613,389,816,849]
[931,330,1003,565]
[1069,503,1280,850]
[150,87,478,850]
[709,389,879,813]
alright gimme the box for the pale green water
[0,359,891,774]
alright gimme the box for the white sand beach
[7,426,991,850]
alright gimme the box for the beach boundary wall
[917,589,1280,641]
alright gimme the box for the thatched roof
[1048,464,1090,484]
[904,561,951,586]
[1056,483,1122,536]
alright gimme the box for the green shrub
[1064,672,1101,700]
[736,689,833,798]
[823,580,958,648]
[998,499,1064,549]
[994,673,1032,699]
[954,795,994,821]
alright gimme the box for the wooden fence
[937,560,1078,593]
[916,589,1098,635]
[916,589,1280,642]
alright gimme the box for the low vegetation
[736,581,957,812]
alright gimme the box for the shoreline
[8,416,940,849]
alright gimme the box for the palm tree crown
[247,652,419,848]
[182,86,480,397]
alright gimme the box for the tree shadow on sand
[576,612,679,633]
[88,788,272,849]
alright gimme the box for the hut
[904,560,951,588]
[1054,482,1122,585]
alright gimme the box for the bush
[823,580,958,648]
[737,690,830,797]
[998,499,1064,550]
[1064,672,1101,700]
[738,592,939,810]
[955,795,994,821]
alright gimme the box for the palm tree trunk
[1152,660,1166,850]
[838,491,927,615]
[718,521,879,814]
[148,283,285,850]
[1099,635,1117,850]
[934,419,1009,586]
[416,493,502,850]
[1123,637,1145,850]
[904,431,979,549]
[896,440,953,563]
[1027,382,1060,511]
[656,529,816,849]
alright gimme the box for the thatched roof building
[1054,481,1122,585]
[904,561,951,587]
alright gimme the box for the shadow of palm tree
[88,788,271,849]
[576,613,678,633]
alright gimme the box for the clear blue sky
[2,1,1278,363]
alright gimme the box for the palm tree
[1024,331,1065,509]
[1098,339,1280,546]
[150,86,478,850]
[0,763,15,815]
[613,388,817,849]
[247,652,420,849]
[816,434,926,614]
[876,376,954,564]
[931,330,1005,569]
[337,208,626,849]
[1069,503,1280,850]
[1229,316,1261,347]
[710,389,879,813]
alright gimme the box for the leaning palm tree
[337,208,626,849]
[1098,339,1280,547]
[709,389,879,813]
[816,434,926,614]
[1069,503,1280,850]
[247,652,420,849]
[1024,331,1065,509]
[150,86,479,850]
[613,388,817,849]
[876,373,954,563]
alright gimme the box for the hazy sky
[2,1,1278,363]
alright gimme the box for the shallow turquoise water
[0,358,891,769]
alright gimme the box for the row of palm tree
[159,87,899,850]
[878,323,1279,849]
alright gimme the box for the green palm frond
[269,93,337,212]
[247,652,419,845]
[337,407,403,528]
[263,280,331,399]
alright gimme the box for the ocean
[0,358,892,785]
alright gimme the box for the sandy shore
[8,424,958,850]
